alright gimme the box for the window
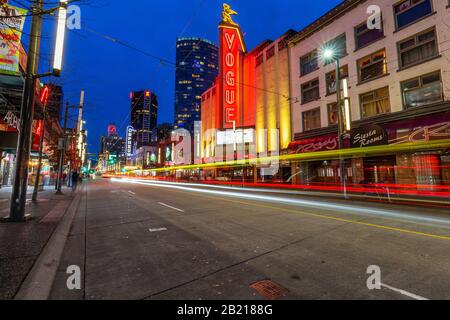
[301,78,320,104]
[394,0,433,30]
[355,20,384,49]
[256,54,264,67]
[327,102,339,125]
[360,87,391,118]
[401,71,442,108]
[398,28,438,69]
[323,34,347,65]
[303,108,321,131]
[326,65,349,95]
[358,49,387,82]
[300,50,318,76]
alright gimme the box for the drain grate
[250,280,289,300]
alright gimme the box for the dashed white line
[381,283,429,300]
[157,202,184,213]
[128,191,136,195]
[149,227,168,233]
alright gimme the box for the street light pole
[56,96,84,195]
[8,0,43,222]
[335,59,348,199]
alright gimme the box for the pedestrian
[67,171,72,187]
[71,171,79,191]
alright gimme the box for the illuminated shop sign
[217,129,255,145]
[39,85,50,106]
[351,124,388,148]
[3,111,19,130]
[223,29,238,125]
[219,3,245,129]
[32,120,43,150]
[288,135,338,154]
[391,121,450,144]
[166,147,172,162]
[126,126,134,157]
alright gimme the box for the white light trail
[111,178,450,228]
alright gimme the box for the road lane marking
[149,227,168,233]
[128,191,136,195]
[158,202,184,213]
[381,283,429,300]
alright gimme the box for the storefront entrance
[363,156,397,184]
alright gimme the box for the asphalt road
[49,178,450,300]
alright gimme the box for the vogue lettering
[223,29,237,124]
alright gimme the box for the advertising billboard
[0,4,27,75]
[216,129,255,145]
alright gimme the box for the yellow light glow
[343,78,349,98]
[120,139,450,174]
[344,99,351,132]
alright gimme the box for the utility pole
[7,0,43,222]
[56,91,84,195]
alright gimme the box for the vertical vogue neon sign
[223,28,238,126]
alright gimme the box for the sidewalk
[0,186,79,300]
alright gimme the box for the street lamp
[322,49,335,61]
[53,0,68,76]
[320,46,351,199]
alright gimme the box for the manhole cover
[250,280,288,300]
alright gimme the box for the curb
[14,189,83,300]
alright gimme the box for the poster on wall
[0,4,27,75]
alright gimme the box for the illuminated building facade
[100,124,126,173]
[45,84,64,121]
[130,90,158,149]
[288,0,450,187]
[201,4,294,180]
[174,38,219,135]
